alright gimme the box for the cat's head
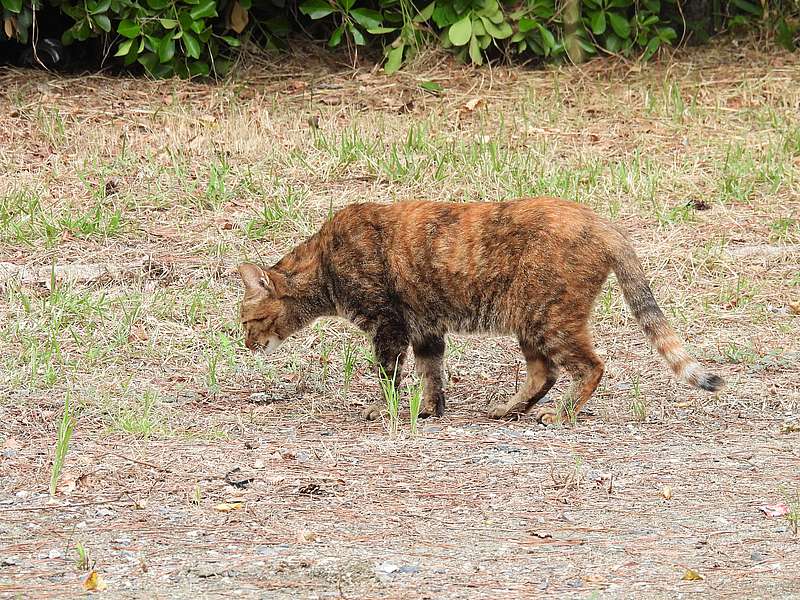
[237,262,295,355]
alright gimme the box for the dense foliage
[1,0,798,77]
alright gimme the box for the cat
[238,197,724,424]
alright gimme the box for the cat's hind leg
[488,343,558,419]
[530,329,603,425]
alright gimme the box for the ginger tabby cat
[238,197,724,423]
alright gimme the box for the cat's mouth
[251,335,283,355]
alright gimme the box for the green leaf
[146,0,170,9]
[538,25,555,50]
[731,0,761,16]
[448,14,472,46]
[158,35,175,63]
[93,14,112,32]
[2,0,22,12]
[348,23,365,45]
[384,44,403,73]
[124,39,141,65]
[605,32,621,52]
[90,0,111,14]
[419,80,442,93]
[367,26,396,34]
[189,0,217,20]
[189,60,210,77]
[114,38,134,56]
[589,10,606,35]
[351,8,381,29]
[138,51,159,73]
[642,36,660,60]
[183,31,201,57]
[658,26,677,42]
[776,18,797,51]
[328,24,343,46]
[221,35,240,46]
[414,1,434,23]
[468,33,482,64]
[607,12,630,38]
[117,20,140,38]
[299,0,334,19]
[159,18,178,28]
[480,16,511,39]
[518,18,536,33]
[340,0,354,12]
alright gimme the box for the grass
[50,394,75,496]
[379,364,401,437]
[0,43,796,448]
[629,377,647,422]
[407,382,423,435]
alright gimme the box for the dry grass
[1,40,799,598]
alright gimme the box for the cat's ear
[238,263,275,295]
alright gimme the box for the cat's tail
[609,233,725,392]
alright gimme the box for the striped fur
[610,239,725,392]
[238,197,724,423]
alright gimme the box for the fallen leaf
[4,16,15,39]
[759,503,790,517]
[128,324,149,343]
[419,81,443,94]
[297,529,317,543]
[661,485,673,500]
[214,502,243,512]
[681,569,704,581]
[780,419,800,434]
[228,0,249,33]
[788,301,800,315]
[83,571,108,592]
[462,98,485,112]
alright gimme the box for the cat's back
[328,197,606,249]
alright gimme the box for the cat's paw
[361,402,384,421]
[488,403,517,420]
[529,406,559,425]
[419,399,444,418]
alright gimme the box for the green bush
[1,0,798,77]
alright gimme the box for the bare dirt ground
[1,42,799,598]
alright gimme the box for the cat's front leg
[361,320,409,421]
[412,335,446,418]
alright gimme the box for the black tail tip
[698,373,725,392]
